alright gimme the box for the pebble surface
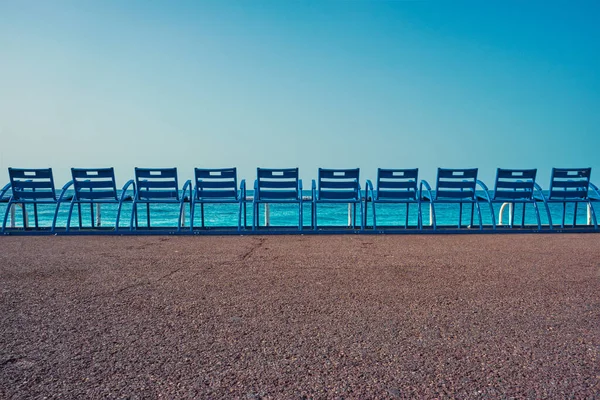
[1,234,599,398]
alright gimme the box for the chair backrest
[135,168,180,201]
[548,168,591,200]
[256,168,299,200]
[435,168,478,200]
[317,168,360,201]
[493,169,537,201]
[376,168,418,201]
[71,168,118,201]
[195,168,238,200]
[8,168,56,201]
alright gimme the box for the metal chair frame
[539,168,597,230]
[312,168,363,231]
[191,168,247,232]
[420,168,493,230]
[253,168,303,231]
[365,168,421,230]
[130,167,191,232]
[62,168,135,232]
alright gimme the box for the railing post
[498,202,514,226]
[264,204,270,227]
[429,204,433,226]
[10,204,28,228]
[348,203,352,227]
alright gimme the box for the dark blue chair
[483,168,550,230]
[420,168,492,230]
[365,168,421,230]
[312,168,363,231]
[1,168,72,233]
[253,168,303,230]
[65,168,135,232]
[539,168,597,229]
[191,168,247,231]
[130,168,191,232]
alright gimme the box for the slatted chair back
[548,168,591,200]
[435,168,478,201]
[8,168,56,201]
[71,168,119,201]
[256,168,299,200]
[376,168,418,201]
[135,168,180,201]
[493,169,537,201]
[195,168,238,200]
[317,168,360,201]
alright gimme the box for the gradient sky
[1,0,599,186]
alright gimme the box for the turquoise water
[2,190,597,230]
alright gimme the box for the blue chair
[539,168,597,229]
[253,168,303,230]
[365,168,421,230]
[65,168,135,232]
[191,168,247,231]
[130,168,191,232]
[1,168,72,233]
[420,168,492,230]
[312,168,363,231]
[483,168,550,230]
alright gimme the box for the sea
[1,190,597,230]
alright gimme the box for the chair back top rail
[8,167,57,201]
[195,167,238,200]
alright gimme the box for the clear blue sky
[1,0,599,186]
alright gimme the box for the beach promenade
[1,234,599,398]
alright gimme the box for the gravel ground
[1,234,599,399]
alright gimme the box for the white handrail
[10,204,28,228]
[498,202,513,226]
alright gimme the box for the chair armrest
[365,180,374,201]
[475,179,493,203]
[1,182,11,200]
[56,181,75,203]
[239,179,247,201]
[420,180,433,201]
[181,180,192,202]
[119,180,136,203]
[590,182,600,200]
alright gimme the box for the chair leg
[190,201,195,232]
[573,203,578,227]
[372,201,377,230]
[475,202,483,230]
[533,202,542,231]
[66,202,76,232]
[470,203,474,228]
[129,202,137,231]
[1,201,13,234]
